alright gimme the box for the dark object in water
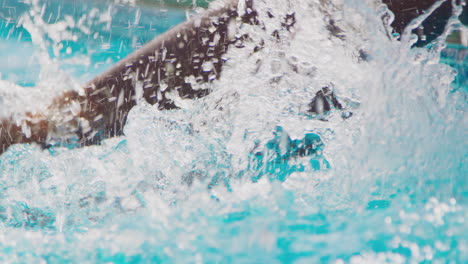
[308,85,343,115]
[0,0,459,155]
[382,0,466,47]
[308,85,354,121]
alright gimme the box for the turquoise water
[0,0,186,85]
[0,0,467,263]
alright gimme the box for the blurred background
[0,0,466,89]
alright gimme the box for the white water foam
[0,0,466,262]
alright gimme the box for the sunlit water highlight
[0,0,467,263]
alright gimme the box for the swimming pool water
[0,0,186,85]
[0,0,467,263]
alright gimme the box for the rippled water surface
[0,0,467,263]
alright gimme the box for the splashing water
[0,0,467,262]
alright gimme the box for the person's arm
[0,0,459,155]
[1,0,257,153]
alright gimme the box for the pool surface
[0,0,467,263]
